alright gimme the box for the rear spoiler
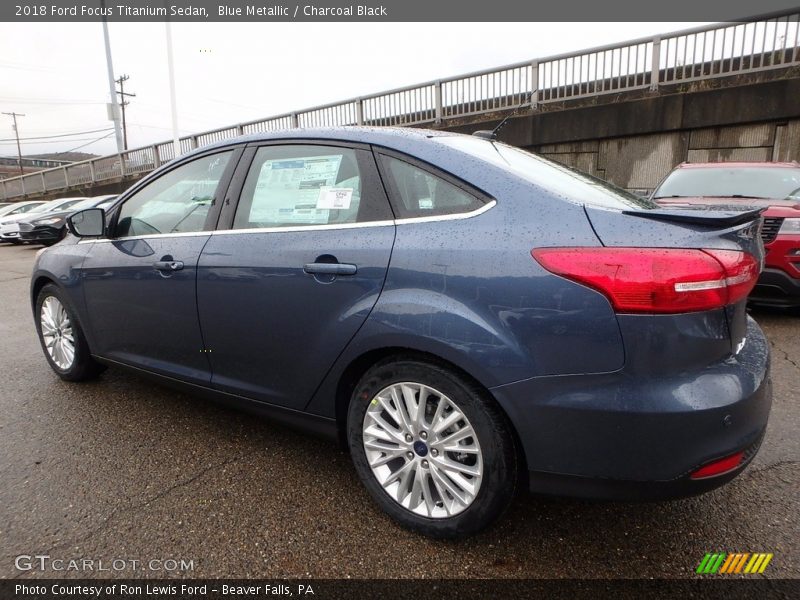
[621,207,765,228]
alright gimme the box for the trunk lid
[584,205,765,355]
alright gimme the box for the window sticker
[316,187,354,210]
[249,155,343,224]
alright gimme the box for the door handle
[303,262,357,276]
[153,260,184,272]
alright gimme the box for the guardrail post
[291,113,299,128]
[62,166,68,188]
[89,159,96,183]
[118,154,126,177]
[650,37,661,91]
[434,81,443,124]
[356,99,364,126]
[190,136,199,150]
[21,175,27,197]
[152,146,161,169]
[41,172,47,192]
[235,124,244,136]
[531,61,539,109]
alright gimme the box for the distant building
[0,156,70,178]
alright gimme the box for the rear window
[439,136,656,210]
[654,167,800,200]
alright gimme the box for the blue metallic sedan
[31,127,772,538]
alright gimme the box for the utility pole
[164,20,181,159]
[115,74,136,150]
[100,0,124,153]
[2,112,25,176]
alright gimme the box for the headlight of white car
[778,218,800,234]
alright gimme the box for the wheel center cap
[413,440,428,457]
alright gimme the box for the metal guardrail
[2,10,798,201]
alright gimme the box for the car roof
[677,161,800,169]
[32,197,88,207]
[179,126,459,158]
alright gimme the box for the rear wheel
[35,284,105,381]
[347,357,516,539]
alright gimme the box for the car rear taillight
[531,247,759,314]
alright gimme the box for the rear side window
[233,145,391,229]
[378,155,484,219]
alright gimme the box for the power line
[63,131,116,153]
[0,127,114,142]
[0,96,106,105]
[0,136,115,146]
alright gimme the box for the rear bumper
[525,431,765,500]
[750,268,800,307]
[490,316,772,500]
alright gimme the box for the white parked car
[0,200,47,220]
[0,197,88,243]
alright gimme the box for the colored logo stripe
[719,553,749,573]
[698,553,773,574]
[744,553,773,574]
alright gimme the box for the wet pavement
[0,242,797,579]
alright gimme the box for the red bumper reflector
[690,451,745,479]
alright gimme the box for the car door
[80,148,240,385]
[197,142,395,410]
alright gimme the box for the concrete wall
[448,77,800,194]
[533,120,800,194]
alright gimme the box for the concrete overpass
[2,10,798,201]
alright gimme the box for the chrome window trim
[393,199,496,225]
[212,219,395,236]
[77,200,496,243]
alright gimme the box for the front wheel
[347,358,517,539]
[35,284,105,381]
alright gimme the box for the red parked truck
[652,162,800,307]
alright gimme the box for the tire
[347,357,517,539]
[35,284,105,382]
[41,230,64,247]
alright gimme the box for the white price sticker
[316,187,354,210]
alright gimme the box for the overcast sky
[0,22,709,157]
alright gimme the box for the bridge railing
[2,10,798,201]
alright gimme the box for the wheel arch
[31,271,97,355]
[332,346,528,478]
[31,273,58,310]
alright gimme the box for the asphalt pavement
[0,242,797,579]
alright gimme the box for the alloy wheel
[40,296,75,370]
[362,382,483,518]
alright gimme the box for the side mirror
[66,208,105,238]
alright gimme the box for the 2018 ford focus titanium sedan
[31,128,772,538]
